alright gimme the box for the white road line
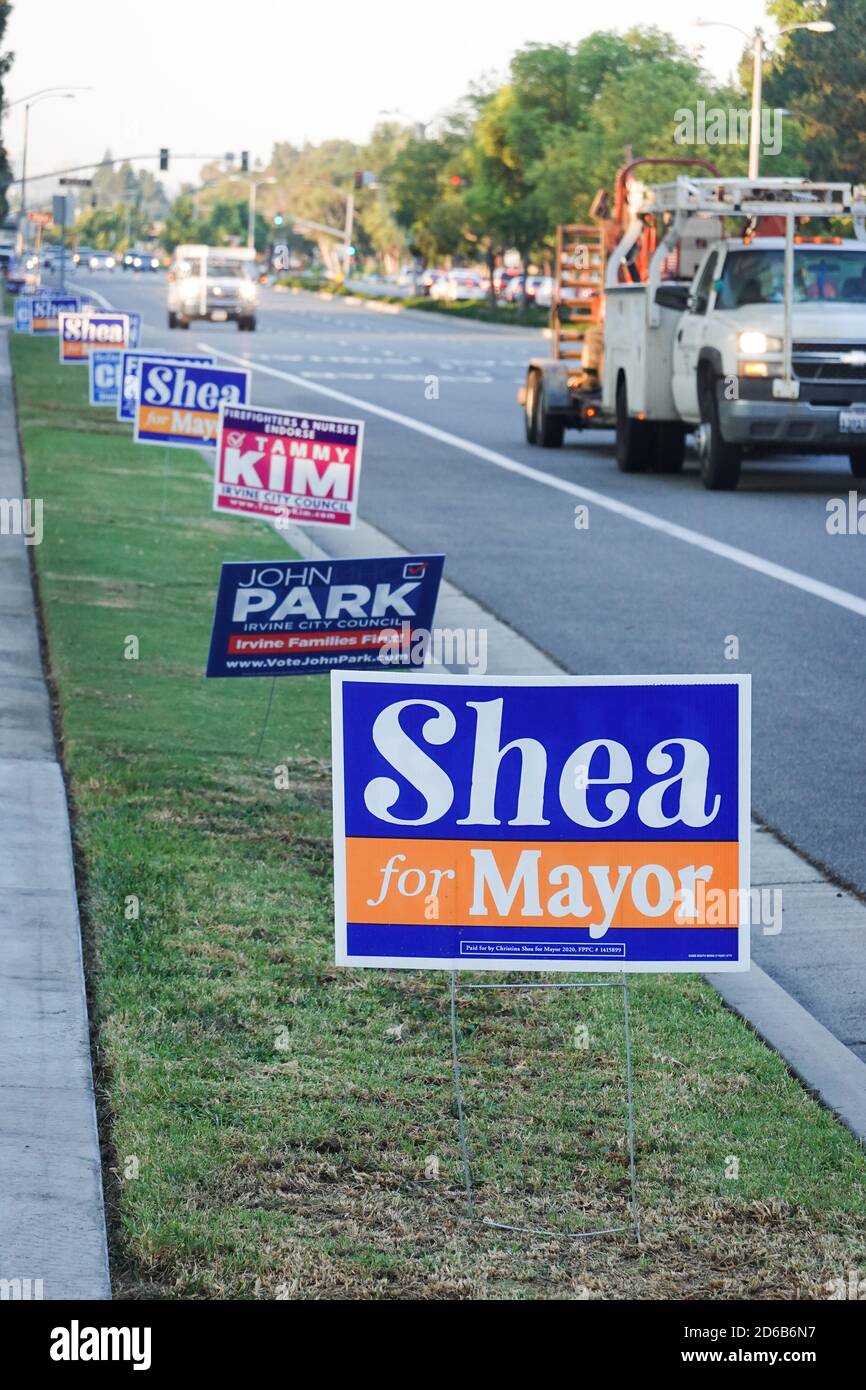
[202,342,866,619]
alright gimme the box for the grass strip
[10,326,866,1300]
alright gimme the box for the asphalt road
[74,272,866,905]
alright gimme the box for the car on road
[431,270,487,302]
[167,244,259,330]
[123,250,161,272]
[88,251,116,271]
[503,273,551,305]
[419,267,446,296]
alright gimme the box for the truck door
[671,251,718,423]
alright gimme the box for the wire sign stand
[449,972,641,1243]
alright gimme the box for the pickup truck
[602,178,866,488]
[167,244,259,331]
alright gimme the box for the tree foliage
[0,2,14,225]
[763,0,866,184]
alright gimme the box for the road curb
[282,509,866,1147]
[0,327,111,1299]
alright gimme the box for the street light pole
[8,88,90,253]
[748,29,764,180]
[695,20,835,179]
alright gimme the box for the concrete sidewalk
[0,324,110,1299]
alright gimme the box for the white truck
[525,177,866,489]
[167,244,259,332]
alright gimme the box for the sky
[5,0,775,193]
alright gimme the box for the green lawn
[10,326,866,1300]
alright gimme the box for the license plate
[839,410,866,433]
[210,309,228,322]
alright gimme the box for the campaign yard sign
[331,673,750,973]
[59,310,130,362]
[206,554,445,678]
[134,359,250,449]
[213,403,363,529]
[127,311,142,348]
[89,348,122,407]
[30,292,79,334]
[14,297,32,333]
[116,351,214,423]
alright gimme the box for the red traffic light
[449,174,463,186]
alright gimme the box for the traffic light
[354,170,364,190]
[449,174,463,187]
[346,244,356,257]
[241,151,249,173]
[273,212,285,227]
[159,148,169,172]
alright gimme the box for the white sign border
[132,359,251,450]
[330,670,751,973]
[213,399,365,530]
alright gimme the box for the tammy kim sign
[213,403,363,528]
[134,359,250,449]
[331,674,750,973]
[206,554,445,678]
[59,310,130,362]
[117,351,214,423]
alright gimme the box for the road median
[9,326,866,1300]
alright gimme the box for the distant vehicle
[419,268,445,296]
[531,275,555,308]
[6,254,39,292]
[167,244,258,330]
[123,250,161,272]
[88,251,117,271]
[431,270,486,303]
[493,266,522,296]
[503,274,549,305]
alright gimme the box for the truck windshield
[206,260,252,279]
[716,248,866,307]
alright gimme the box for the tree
[0,2,14,225]
[763,0,866,183]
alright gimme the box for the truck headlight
[240,282,257,301]
[738,331,782,355]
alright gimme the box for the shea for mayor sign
[134,359,250,448]
[30,292,79,334]
[331,673,750,973]
[117,351,214,422]
[206,554,445,678]
[213,403,364,528]
[59,311,130,362]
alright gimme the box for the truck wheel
[168,310,177,329]
[535,382,564,448]
[653,423,686,473]
[850,451,866,479]
[239,316,257,332]
[697,376,741,490]
[524,371,539,444]
[615,377,652,472]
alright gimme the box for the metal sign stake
[449,972,641,1243]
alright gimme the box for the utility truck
[523,174,866,489]
[167,244,259,331]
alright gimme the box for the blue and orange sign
[134,359,250,449]
[331,673,751,972]
[59,311,130,362]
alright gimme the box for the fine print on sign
[206,555,445,678]
[133,359,250,449]
[213,403,364,529]
[331,673,751,973]
[59,311,130,362]
[116,351,214,423]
